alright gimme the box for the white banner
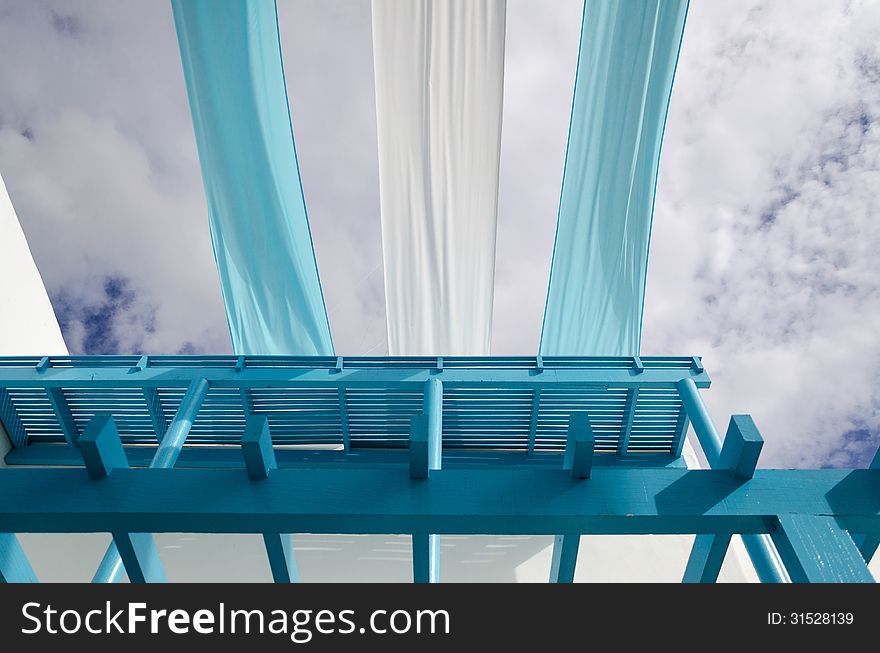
[372,0,506,355]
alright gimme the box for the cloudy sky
[0,0,878,469]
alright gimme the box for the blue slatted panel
[0,356,694,454]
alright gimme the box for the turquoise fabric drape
[172,0,333,355]
[540,0,689,356]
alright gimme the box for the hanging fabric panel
[540,0,689,356]
[172,0,333,355]
[372,0,506,356]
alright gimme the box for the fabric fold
[172,0,333,355]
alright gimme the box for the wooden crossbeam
[771,515,874,583]
[0,533,37,583]
[46,387,78,448]
[549,534,580,583]
[79,413,166,583]
[1,467,880,536]
[563,412,594,479]
[241,415,276,480]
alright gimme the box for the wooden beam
[676,378,721,465]
[263,533,298,583]
[149,378,209,469]
[682,534,732,583]
[412,532,440,583]
[527,389,541,455]
[618,389,639,455]
[770,515,874,583]
[112,532,167,583]
[46,387,78,448]
[78,414,128,479]
[0,533,37,583]
[92,378,208,583]
[78,414,166,583]
[241,415,276,480]
[563,412,594,479]
[1,467,879,536]
[338,388,351,452]
[717,415,763,480]
[549,534,580,583]
[409,415,429,480]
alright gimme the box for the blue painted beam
[717,415,763,480]
[414,379,443,583]
[78,414,128,479]
[0,533,37,583]
[424,378,442,472]
[0,362,711,390]
[741,533,791,583]
[150,378,209,469]
[682,534,732,583]
[112,532,167,583]
[770,515,874,583]
[0,387,27,447]
[338,388,351,452]
[143,387,167,442]
[857,534,879,563]
[682,416,765,582]
[676,378,721,465]
[563,412,594,479]
[3,468,875,537]
[92,544,124,584]
[92,378,208,583]
[618,389,639,455]
[77,413,167,583]
[46,387,79,448]
[527,389,541,455]
[412,532,439,583]
[6,443,688,470]
[409,415,429,480]
[263,533,298,583]
[676,380,789,583]
[241,414,276,480]
[671,405,690,458]
[549,534,580,583]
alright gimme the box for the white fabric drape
[372,0,506,355]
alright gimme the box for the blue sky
[0,0,878,468]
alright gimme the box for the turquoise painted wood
[92,378,208,583]
[717,415,763,480]
[263,533,298,583]
[409,415,430,480]
[563,412,594,479]
[77,412,166,583]
[46,387,78,448]
[549,534,580,583]
[682,415,765,582]
[682,534,732,583]
[0,533,37,583]
[78,414,129,479]
[112,532,167,584]
[2,467,879,536]
[6,444,688,470]
[412,532,439,583]
[1,355,877,584]
[770,515,874,583]
[676,379,790,583]
[241,415,276,480]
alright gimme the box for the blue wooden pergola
[0,355,877,583]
